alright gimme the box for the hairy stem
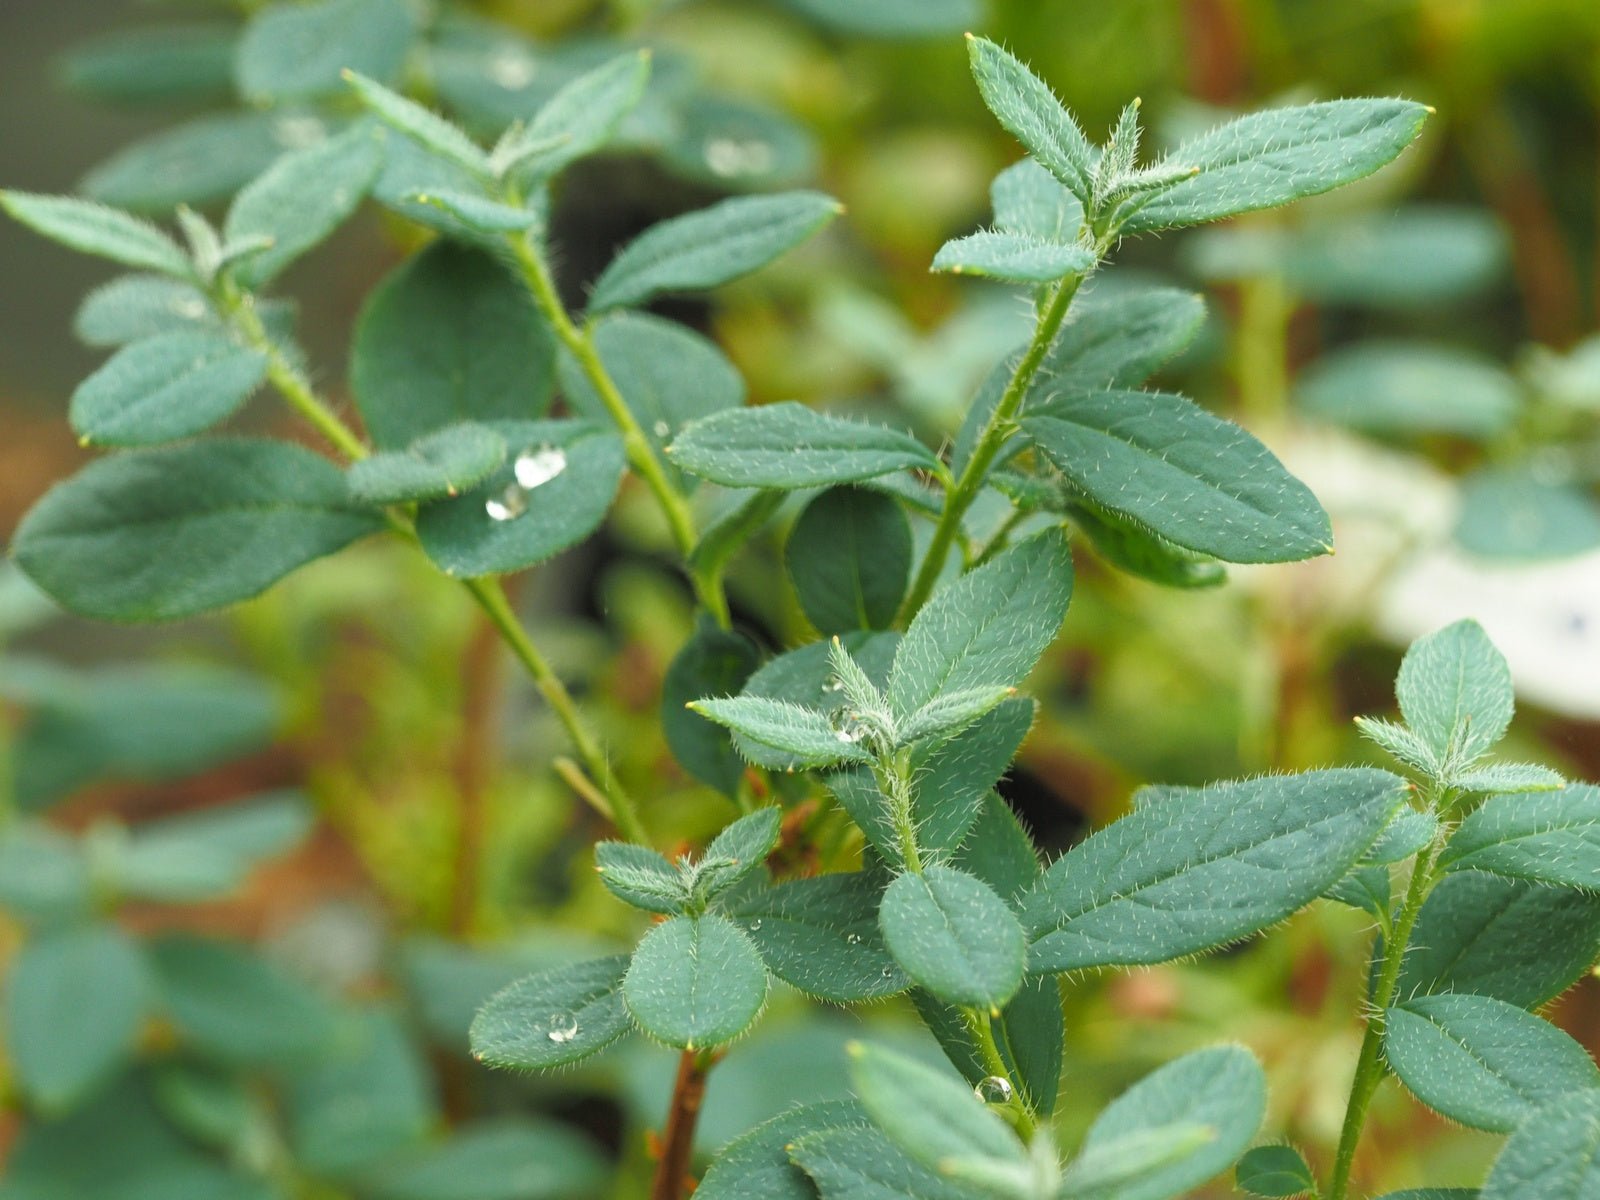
[897,272,1086,624]
[503,228,730,627]
[1325,831,1443,1200]
[963,1007,1038,1142]
[875,750,924,873]
[650,1048,716,1200]
[220,290,646,843]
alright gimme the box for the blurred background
[4,0,1600,1197]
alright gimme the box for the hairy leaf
[2,191,190,276]
[880,865,1027,1010]
[346,423,508,505]
[932,230,1094,283]
[786,486,912,633]
[966,37,1094,198]
[1481,1090,1600,1200]
[469,956,634,1069]
[236,0,417,102]
[70,331,267,447]
[671,402,940,488]
[622,913,767,1049]
[1397,619,1514,769]
[1441,786,1600,891]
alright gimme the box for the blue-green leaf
[671,402,941,488]
[70,331,267,447]
[622,914,768,1049]
[469,956,634,1070]
[880,865,1027,1010]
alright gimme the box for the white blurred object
[1379,547,1600,720]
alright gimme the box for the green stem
[876,750,923,873]
[463,578,647,844]
[897,272,1086,624]
[1325,831,1443,1200]
[963,1007,1037,1142]
[220,289,646,843]
[503,228,729,627]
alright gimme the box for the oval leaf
[879,865,1025,1010]
[469,955,634,1070]
[670,402,940,489]
[622,914,768,1049]
[71,331,267,447]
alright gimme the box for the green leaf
[1400,871,1600,1008]
[59,23,237,106]
[80,110,301,214]
[359,1119,609,1200]
[991,158,1084,241]
[7,661,280,812]
[1236,1145,1316,1198]
[671,402,941,488]
[1396,619,1513,769]
[789,1123,989,1200]
[222,122,383,287]
[6,924,149,1112]
[695,807,783,902]
[1482,1090,1600,1200]
[0,823,91,920]
[1440,786,1600,891]
[786,486,912,634]
[1072,1045,1266,1200]
[1022,769,1406,973]
[558,312,745,489]
[236,0,417,102]
[287,1007,435,1177]
[1455,467,1600,561]
[778,0,976,37]
[588,191,842,313]
[966,37,1094,199]
[2,192,190,276]
[1022,392,1331,565]
[69,331,267,447]
[414,420,624,578]
[1067,502,1226,589]
[406,189,539,234]
[1371,1193,1480,1200]
[110,791,313,902]
[595,843,688,915]
[691,696,872,768]
[149,935,338,1066]
[469,955,634,1070]
[508,51,651,180]
[343,70,491,178]
[352,240,556,448]
[726,870,909,1003]
[732,631,900,771]
[73,275,218,347]
[1355,716,1438,775]
[901,686,1016,747]
[13,438,382,623]
[889,530,1072,719]
[932,231,1094,283]
[1121,100,1430,233]
[1325,865,1392,920]
[1451,763,1566,794]
[347,423,507,506]
[1384,993,1600,1134]
[697,1100,867,1200]
[1366,805,1437,865]
[1295,342,1519,440]
[880,865,1026,1010]
[847,1041,1026,1179]
[622,913,768,1049]
[662,620,761,796]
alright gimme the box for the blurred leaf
[0,823,91,920]
[236,0,417,102]
[149,935,340,1066]
[659,94,817,190]
[1296,342,1518,439]
[991,158,1085,241]
[778,0,976,36]
[1,192,189,277]
[696,1100,866,1200]
[662,619,762,797]
[1236,1145,1316,1197]
[786,487,911,634]
[6,924,150,1112]
[58,24,237,106]
[1481,1090,1600,1199]
[359,1119,610,1200]
[671,402,941,488]
[110,792,314,902]
[788,1122,989,1199]
[1456,468,1600,561]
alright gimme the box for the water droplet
[546,1012,578,1044]
[274,115,327,150]
[822,676,845,694]
[975,1076,1013,1105]
[486,484,527,522]
[487,45,538,90]
[844,932,862,945]
[880,966,894,978]
[747,919,762,932]
[176,299,207,320]
[514,445,567,490]
[653,419,671,439]
[704,137,775,179]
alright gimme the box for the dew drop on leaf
[486,484,528,522]
[704,138,775,179]
[845,932,862,945]
[546,1011,579,1044]
[975,1075,1013,1104]
[652,420,671,439]
[514,445,567,490]
[747,919,762,932]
